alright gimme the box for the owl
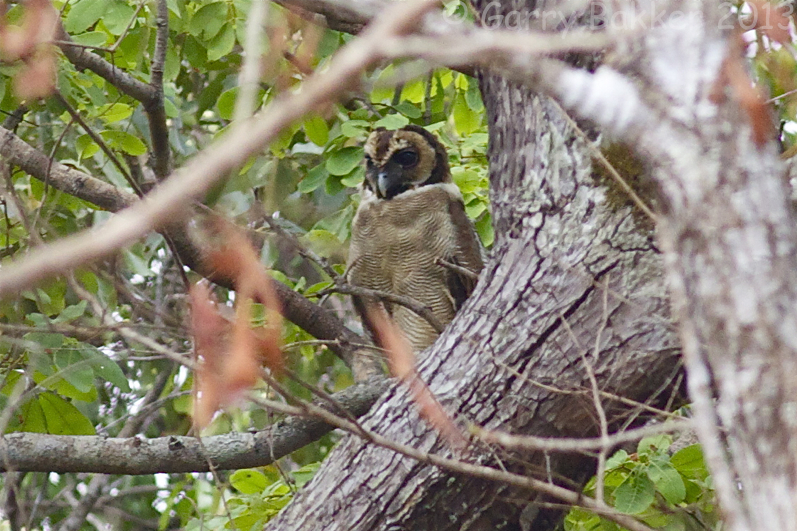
[346,125,484,353]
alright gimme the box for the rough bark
[508,3,797,528]
[265,27,679,531]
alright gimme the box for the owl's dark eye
[392,149,418,168]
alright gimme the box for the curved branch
[0,377,389,474]
[56,24,156,105]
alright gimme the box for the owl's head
[363,125,450,200]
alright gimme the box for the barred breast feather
[347,182,483,352]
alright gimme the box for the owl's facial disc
[375,148,419,199]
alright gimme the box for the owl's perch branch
[435,257,479,281]
[322,282,446,334]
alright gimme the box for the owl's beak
[377,162,407,199]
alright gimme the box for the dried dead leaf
[712,30,773,148]
[190,283,228,429]
[13,48,56,100]
[368,308,468,450]
[191,218,285,429]
[0,0,57,61]
[745,0,792,44]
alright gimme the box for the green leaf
[302,229,343,259]
[465,81,484,112]
[188,2,228,39]
[72,31,108,47]
[474,214,493,247]
[8,396,48,433]
[340,166,364,187]
[400,79,425,103]
[76,134,100,160]
[465,200,487,219]
[304,115,330,146]
[313,204,354,241]
[100,130,148,156]
[326,147,363,176]
[637,434,671,455]
[217,87,239,121]
[54,348,96,393]
[65,0,111,33]
[374,114,409,130]
[230,469,268,494]
[53,301,88,323]
[80,346,130,391]
[24,332,65,351]
[605,449,630,470]
[670,444,707,480]
[98,102,133,123]
[38,392,96,435]
[614,472,655,514]
[297,164,328,194]
[207,22,236,61]
[453,92,481,136]
[452,168,483,193]
[646,457,686,505]
[292,462,320,487]
[102,0,137,35]
[304,281,332,295]
[341,120,369,138]
[394,101,423,119]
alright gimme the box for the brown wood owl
[347,125,485,352]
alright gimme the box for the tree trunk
[264,19,680,531]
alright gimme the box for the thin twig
[475,419,691,454]
[436,257,480,281]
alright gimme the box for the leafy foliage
[565,434,718,531]
[0,0,490,527]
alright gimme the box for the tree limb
[0,377,389,474]
[146,0,172,179]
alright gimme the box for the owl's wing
[445,198,485,311]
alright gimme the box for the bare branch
[0,126,137,212]
[146,0,171,179]
[324,282,446,334]
[56,24,156,104]
[0,377,388,474]
[475,419,691,454]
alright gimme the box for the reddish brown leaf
[224,297,264,399]
[712,31,774,148]
[0,0,57,61]
[191,218,286,428]
[368,309,468,450]
[190,283,228,429]
[13,49,56,100]
[201,217,283,368]
[745,0,792,44]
